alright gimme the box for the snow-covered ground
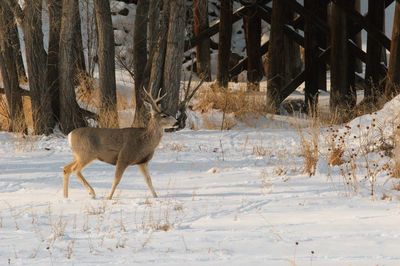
[1,96,400,265]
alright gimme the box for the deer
[63,89,178,200]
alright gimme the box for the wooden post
[354,0,363,73]
[217,0,232,88]
[304,0,320,115]
[267,0,285,111]
[283,10,302,88]
[317,1,328,92]
[385,1,400,97]
[194,0,211,81]
[365,0,385,100]
[244,3,262,91]
[330,0,356,113]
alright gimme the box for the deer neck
[144,117,163,145]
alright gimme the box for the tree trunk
[58,0,88,134]
[132,0,149,127]
[149,0,170,96]
[194,0,211,81]
[94,0,118,127]
[385,1,400,97]
[0,4,26,132]
[148,0,161,56]
[267,0,286,111]
[330,0,356,114]
[74,3,86,75]
[47,0,62,123]
[244,5,262,91]
[8,19,26,81]
[162,0,186,115]
[23,0,54,134]
[365,0,385,101]
[217,0,232,88]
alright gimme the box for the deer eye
[161,114,168,118]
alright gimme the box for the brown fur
[63,111,177,199]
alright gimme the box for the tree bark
[47,0,62,123]
[74,3,86,75]
[132,0,149,127]
[385,1,400,97]
[94,0,118,127]
[20,0,54,134]
[217,0,232,88]
[194,0,211,81]
[148,0,161,56]
[58,0,88,134]
[8,18,26,81]
[0,3,26,132]
[162,0,186,115]
[148,0,170,97]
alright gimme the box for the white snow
[1,97,400,265]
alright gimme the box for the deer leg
[63,161,77,198]
[71,159,94,198]
[138,163,158,198]
[108,162,128,200]
[76,171,96,199]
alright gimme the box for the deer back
[68,126,163,166]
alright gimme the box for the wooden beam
[185,6,248,51]
[332,0,391,50]
[258,5,304,46]
[217,0,232,88]
[385,1,400,96]
[304,0,320,113]
[229,41,268,78]
[365,0,385,99]
[280,71,305,103]
[243,4,263,90]
[266,0,286,110]
[330,0,356,112]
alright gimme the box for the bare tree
[162,0,186,115]
[94,0,118,127]
[47,0,63,123]
[193,0,211,81]
[58,0,88,134]
[132,0,150,127]
[149,0,170,97]
[0,3,26,132]
[4,0,55,135]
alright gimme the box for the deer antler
[143,87,167,112]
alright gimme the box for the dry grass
[0,96,8,131]
[194,84,267,119]
[392,127,400,178]
[297,122,320,176]
[0,95,31,133]
[78,73,131,111]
